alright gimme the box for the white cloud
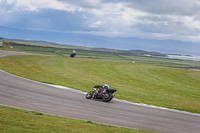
[89,20,102,28]
[6,0,14,4]
[61,0,200,42]
[15,0,69,11]
[83,15,87,20]
[1,0,200,42]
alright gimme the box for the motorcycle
[85,85,117,102]
[70,53,76,57]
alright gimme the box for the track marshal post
[0,39,3,47]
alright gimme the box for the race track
[0,50,200,133]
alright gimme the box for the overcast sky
[1,0,200,55]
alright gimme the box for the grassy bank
[0,55,200,113]
[0,42,16,51]
[9,44,200,68]
[0,105,154,133]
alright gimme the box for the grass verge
[0,105,155,133]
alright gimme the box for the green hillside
[2,38,167,56]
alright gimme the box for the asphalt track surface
[0,50,200,133]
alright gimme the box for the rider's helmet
[104,84,110,89]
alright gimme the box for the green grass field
[0,105,154,133]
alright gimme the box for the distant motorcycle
[85,85,117,102]
[70,50,76,57]
[70,53,76,57]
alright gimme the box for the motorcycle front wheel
[102,93,113,102]
[86,91,93,99]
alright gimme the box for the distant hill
[1,37,167,57]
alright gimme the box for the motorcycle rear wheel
[102,93,113,102]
